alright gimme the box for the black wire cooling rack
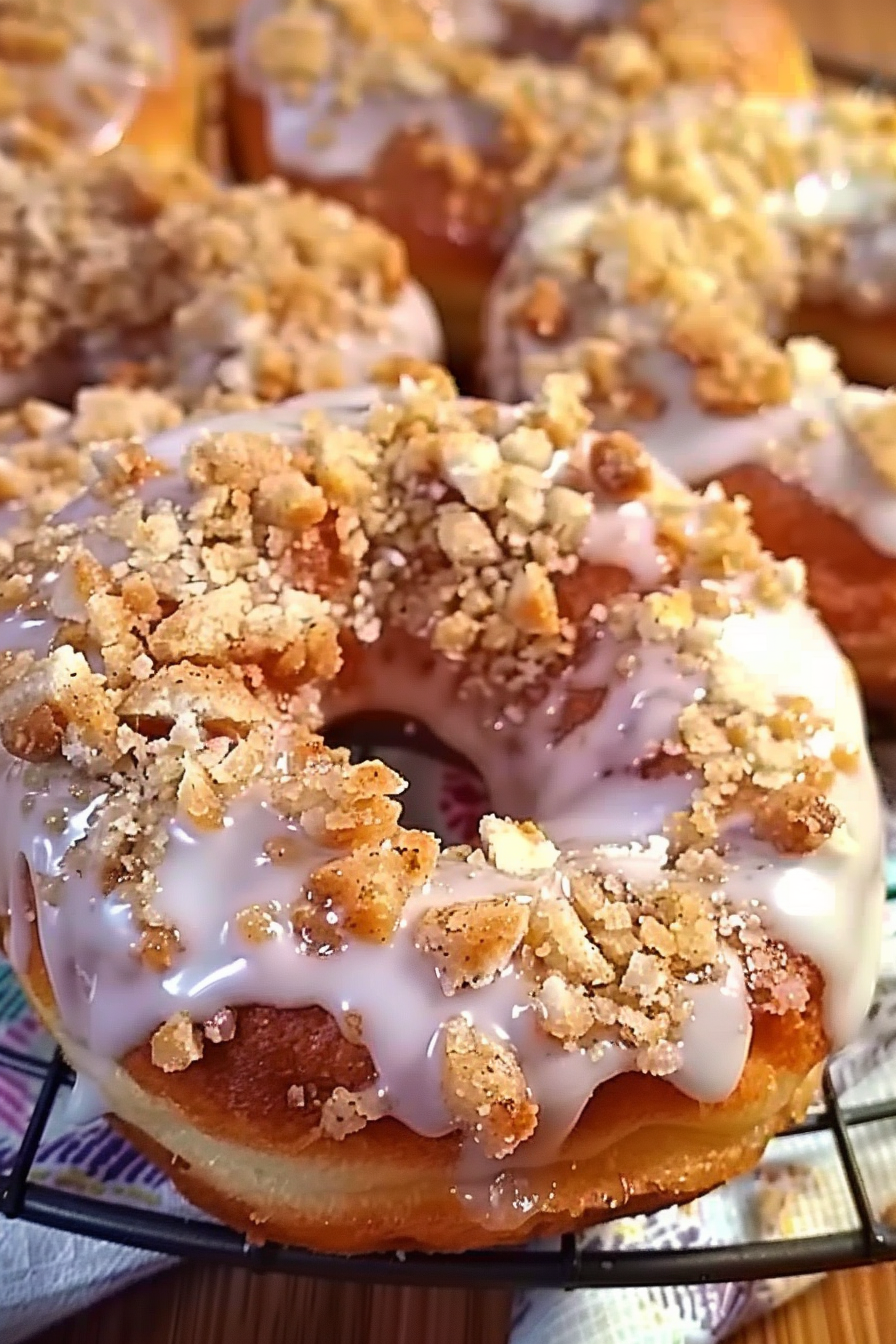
[2,1037,896,1288]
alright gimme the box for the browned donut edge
[5,916,827,1253]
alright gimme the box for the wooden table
[27,1257,896,1344]
[27,0,896,1341]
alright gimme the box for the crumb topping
[246,0,787,201]
[507,92,896,414]
[319,1084,385,1139]
[0,0,158,70]
[246,0,634,198]
[0,150,419,407]
[417,894,529,992]
[0,385,182,558]
[151,1010,203,1072]
[577,0,770,95]
[441,1015,538,1158]
[846,393,896,490]
[0,376,859,1156]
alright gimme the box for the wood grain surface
[26,1,896,1342]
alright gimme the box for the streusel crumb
[151,1012,203,1073]
[442,1016,538,1159]
[416,896,530,993]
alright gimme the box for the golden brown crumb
[505,563,560,635]
[151,1012,203,1073]
[308,829,438,943]
[139,925,181,973]
[0,646,118,764]
[235,902,281,944]
[848,397,896,489]
[371,356,457,398]
[752,785,841,855]
[577,30,666,97]
[119,664,268,735]
[416,896,529,993]
[319,1086,384,1139]
[480,816,559,877]
[515,276,569,340]
[588,431,653,500]
[441,1017,538,1159]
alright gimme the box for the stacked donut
[227,0,814,363]
[0,0,890,1258]
[483,93,896,703]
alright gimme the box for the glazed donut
[483,92,896,702]
[0,369,883,1252]
[0,149,442,412]
[0,0,198,165]
[226,0,812,369]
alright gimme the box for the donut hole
[325,710,489,845]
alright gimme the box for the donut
[0,369,883,1253]
[0,148,442,412]
[226,0,812,369]
[483,92,896,703]
[0,0,198,166]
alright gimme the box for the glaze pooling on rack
[0,383,885,1178]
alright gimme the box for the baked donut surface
[483,92,896,704]
[0,371,884,1250]
[226,0,812,366]
[0,149,442,412]
[0,0,197,165]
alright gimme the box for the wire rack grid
[2,1040,896,1287]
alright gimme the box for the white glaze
[266,84,496,182]
[450,0,631,47]
[0,389,885,1176]
[233,0,500,180]
[1,0,173,155]
[171,277,444,397]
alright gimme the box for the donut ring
[0,150,442,412]
[226,0,812,370]
[484,91,896,704]
[0,0,198,166]
[0,370,883,1252]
